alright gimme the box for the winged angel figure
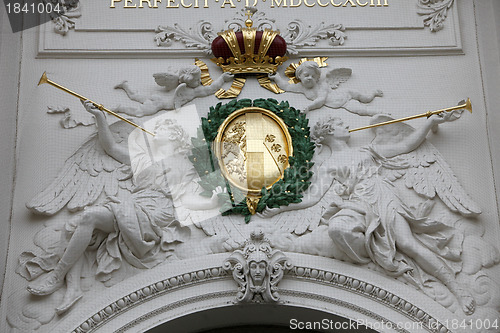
[114,65,233,117]
[19,101,236,314]
[269,61,383,115]
[259,109,499,315]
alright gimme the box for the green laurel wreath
[189,98,315,223]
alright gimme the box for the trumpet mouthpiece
[38,72,48,86]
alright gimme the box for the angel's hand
[303,106,310,113]
[210,186,227,204]
[268,73,277,80]
[221,72,234,82]
[257,206,282,218]
[430,110,462,125]
[81,100,105,118]
[211,186,226,197]
[330,195,344,208]
[330,195,367,215]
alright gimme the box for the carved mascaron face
[214,107,293,197]
[249,260,267,285]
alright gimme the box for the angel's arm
[82,101,131,165]
[304,89,328,112]
[375,113,451,158]
[268,72,302,93]
[201,72,234,95]
[181,186,225,210]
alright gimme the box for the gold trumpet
[349,98,472,133]
[38,72,155,136]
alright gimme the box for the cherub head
[295,61,321,89]
[178,65,202,88]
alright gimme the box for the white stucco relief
[7,11,500,328]
[154,7,346,55]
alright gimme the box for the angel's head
[153,118,191,155]
[296,61,321,89]
[311,117,350,146]
[179,65,202,88]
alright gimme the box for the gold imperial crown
[211,12,288,74]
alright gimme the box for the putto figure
[114,65,233,116]
[223,231,292,303]
[269,61,383,115]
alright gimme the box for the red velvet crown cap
[212,31,287,58]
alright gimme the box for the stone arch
[56,253,459,333]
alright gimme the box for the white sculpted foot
[114,80,128,90]
[27,271,64,296]
[450,282,476,315]
[458,292,476,315]
[56,289,83,315]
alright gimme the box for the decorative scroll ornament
[155,7,346,56]
[223,231,293,303]
[44,0,81,35]
[223,6,277,32]
[417,0,455,32]
[282,21,346,55]
[155,21,216,54]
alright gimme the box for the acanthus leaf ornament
[155,22,216,54]
[155,8,346,56]
[417,0,455,32]
[282,20,346,55]
[43,0,82,36]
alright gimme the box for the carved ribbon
[215,77,247,99]
[257,75,284,94]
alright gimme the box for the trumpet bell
[38,72,48,86]
[464,98,472,113]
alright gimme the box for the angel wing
[324,68,352,89]
[153,71,180,91]
[190,212,248,249]
[378,138,481,217]
[26,122,134,215]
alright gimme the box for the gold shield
[213,107,293,214]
